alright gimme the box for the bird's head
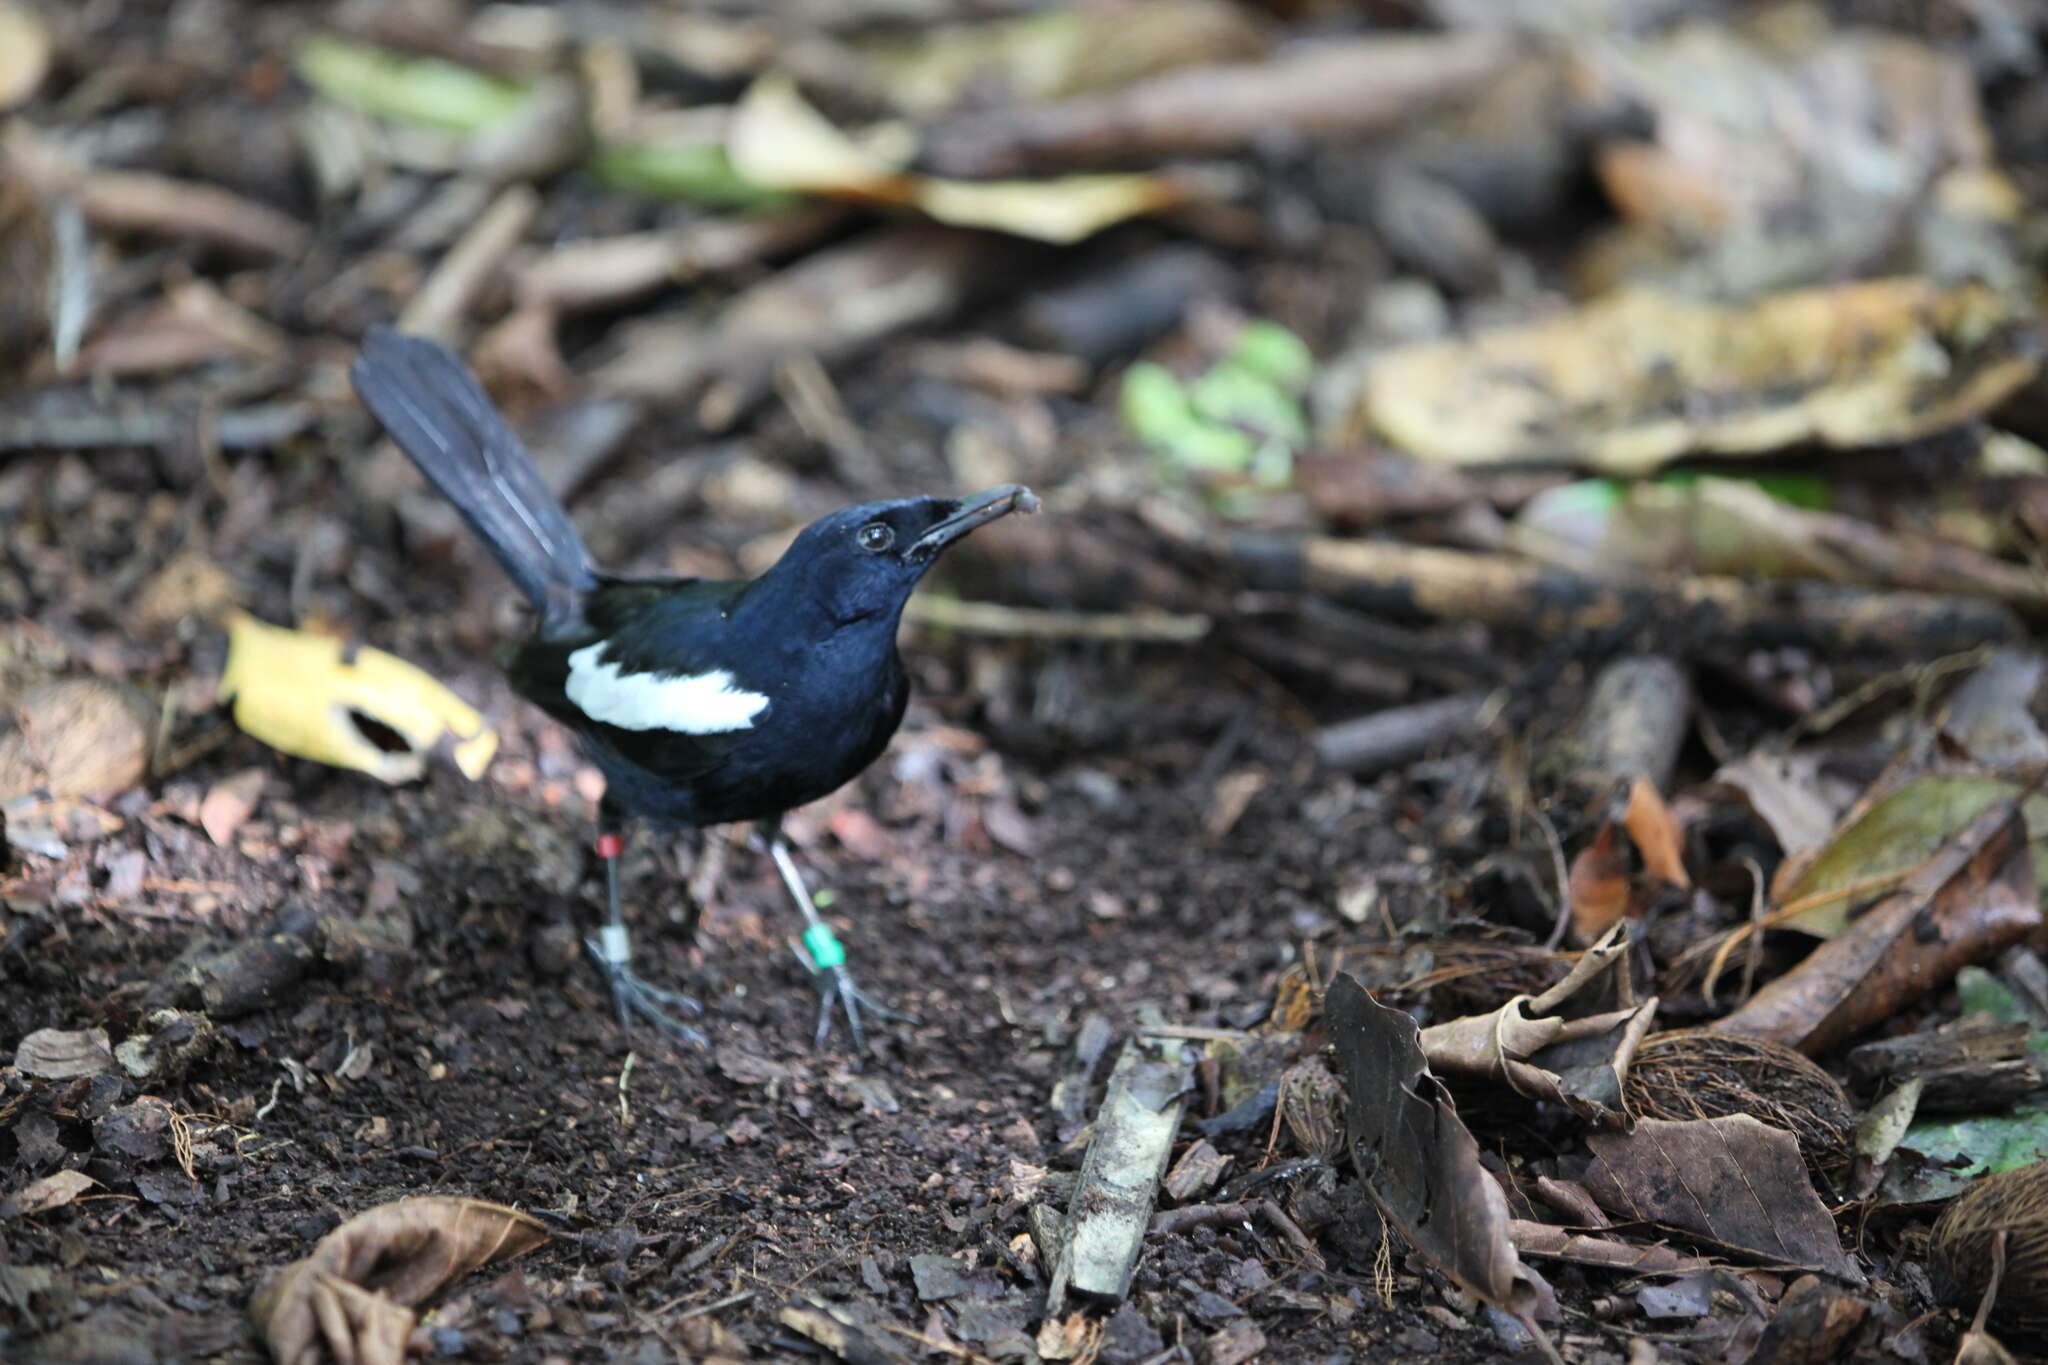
[756,485,1039,630]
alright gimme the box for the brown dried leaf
[73,279,290,377]
[6,1169,96,1216]
[133,552,240,630]
[1584,1116,1859,1279]
[1424,999,1653,1128]
[1567,822,1633,944]
[1418,926,1653,1128]
[1713,751,1842,865]
[1624,777,1689,888]
[199,767,266,846]
[779,1299,918,1365]
[0,679,154,802]
[1326,973,1540,1315]
[1715,799,2039,1054]
[248,1196,549,1365]
[728,72,1195,245]
[14,1026,114,1079]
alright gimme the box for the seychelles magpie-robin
[350,327,1036,1047]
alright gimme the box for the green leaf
[1162,424,1258,473]
[1654,471,1831,510]
[1776,776,2016,937]
[1227,321,1313,391]
[589,142,789,209]
[1749,474,1831,510]
[1902,1107,2048,1178]
[297,36,533,134]
[1958,965,2032,1025]
[1121,362,1195,440]
[1188,363,1306,446]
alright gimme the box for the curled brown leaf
[249,1196,549,1365]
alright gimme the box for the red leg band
[597,833,624,859]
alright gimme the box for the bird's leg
[757,823,917,1051]
[584,809,705,1046]
[674,827,707,948]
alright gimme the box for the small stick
[399,183,540,343]
[903,596,1210,642]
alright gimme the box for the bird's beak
[909,484,1039,562]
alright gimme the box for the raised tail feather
[351,327,594,633]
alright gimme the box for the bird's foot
[793,935,917,1052]
[585,932,706,1047]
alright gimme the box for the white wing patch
[565,642,769,734]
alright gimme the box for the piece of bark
[1011,244,1238,365]
[592,224,1039,429]
[1740,1275,1873,1365]
[944,513,1219,617]
[1508,1221,1707,1275]
[1266,597,1501,690]
[1231,624,1410,703]
[146,902,324,1019]
[1365,162,1503,296]
[1905,1061,2041,1114]
[1845,1017,2040,1113]
[920,33,1512,178]
[1047,1036,1190,1310]
[1557,656,1692,792]
[1315,691,1492,775]
[1714,801,2039,1055]
[1847,1016,2032,1080]
[1161,1138,1232,1203]
[1226,534,2022,658]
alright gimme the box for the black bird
[350,327,1036,1047]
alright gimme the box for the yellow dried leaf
[727,71,1188,245]
[728,72,916,198]
[916,173,1183,245]
[217,612,496,783]
[1363,279,2041,473]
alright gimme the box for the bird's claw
[795,949,917,1053]
[585,937,707,1047]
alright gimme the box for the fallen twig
[514,204,850,314]
[903,597,1210,642]
[1149,1199,1325,1270]
[1316,691,1497,775]
[398,183,541,343]
[920,33,1512,178]
[1232,535,2022,658]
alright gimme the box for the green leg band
[802,923,846,971]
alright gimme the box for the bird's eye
[857,523,895,553]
